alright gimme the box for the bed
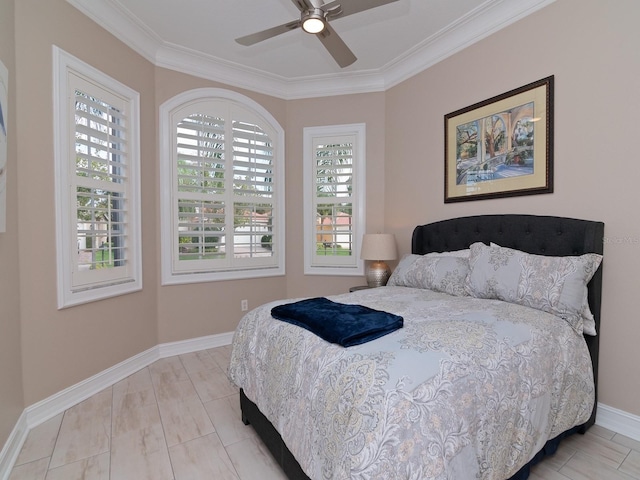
[228,214,604,480]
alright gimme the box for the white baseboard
[25,346,159,430]
[596,402,640,442]
[0,331,234,480]
[0,411,27,480]
[158,331,234,358]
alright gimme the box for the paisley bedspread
[228,286,594,480]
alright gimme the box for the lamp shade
[360,234,397,261]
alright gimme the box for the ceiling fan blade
[316,22,356,68]
[321,0,400,19]
[290,0,315,12]
[236,20,301,46]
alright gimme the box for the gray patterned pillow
[466,242,602,335]
[387,253,421,286]
[388,253,470,296]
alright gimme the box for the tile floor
[8,345,640,480]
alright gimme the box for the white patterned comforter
[228,286,594,480]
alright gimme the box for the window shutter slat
[304,127,363,274]
[74,88,131,281]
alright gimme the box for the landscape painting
[444,76,553,203]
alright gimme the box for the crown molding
[66,0,159,63]
[155,43,388,100]
[381,0,557,89]
[66,0,556,100]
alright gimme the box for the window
[160,89,285,284]
[53,47,142,308]
[303,124,365,275]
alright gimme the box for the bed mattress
[228,286,594,480]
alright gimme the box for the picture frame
[444,76,553,203]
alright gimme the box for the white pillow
[423,249,470,259]
[466,242,602,335]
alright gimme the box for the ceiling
[67,0,554,99]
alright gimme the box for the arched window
[159,89,285,284]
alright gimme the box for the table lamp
[360,233,397,287]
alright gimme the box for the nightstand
[349,285,371,292]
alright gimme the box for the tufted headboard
[411,214,604,428]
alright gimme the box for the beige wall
[384,0,640,416]
[284,93,387,299]
[152,71,387,340]
[153,68,290,343]
[0,0,24,447]
[2,0,639,451]
[14,0,158,406]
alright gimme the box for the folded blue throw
[270,297,403,347]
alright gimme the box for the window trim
[53,46,142,308]
[303,123,366,276]
[159,88,285,285]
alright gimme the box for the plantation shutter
[232,115,275,266]
[312,134,356,267]
[71,74,132,288]
[175,113,227,269]
[170,101,279,275]
[54,47,142,308]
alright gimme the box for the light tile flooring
[8,345,640,480]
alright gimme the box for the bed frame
[239,214,604,480]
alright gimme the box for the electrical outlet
[241,299,248,311]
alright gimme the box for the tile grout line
[45,409,65,476]
[148,364,177,480]
[616,449,635,478]
[179,350,244,480]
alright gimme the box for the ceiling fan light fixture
[301,8,326,34]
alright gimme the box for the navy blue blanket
[270,297,403,347]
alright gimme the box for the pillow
[423,248,470,259]
[388,253,470,296]
[466,242,602,335]
[387,253,422,286]
[388,249,470,286]
[388,249,471,286]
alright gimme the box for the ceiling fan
[235,0,400,68]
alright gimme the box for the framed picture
[444,76,553,203]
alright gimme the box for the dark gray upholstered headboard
[411,214,604,428]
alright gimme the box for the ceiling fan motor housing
[301,8,326,33]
